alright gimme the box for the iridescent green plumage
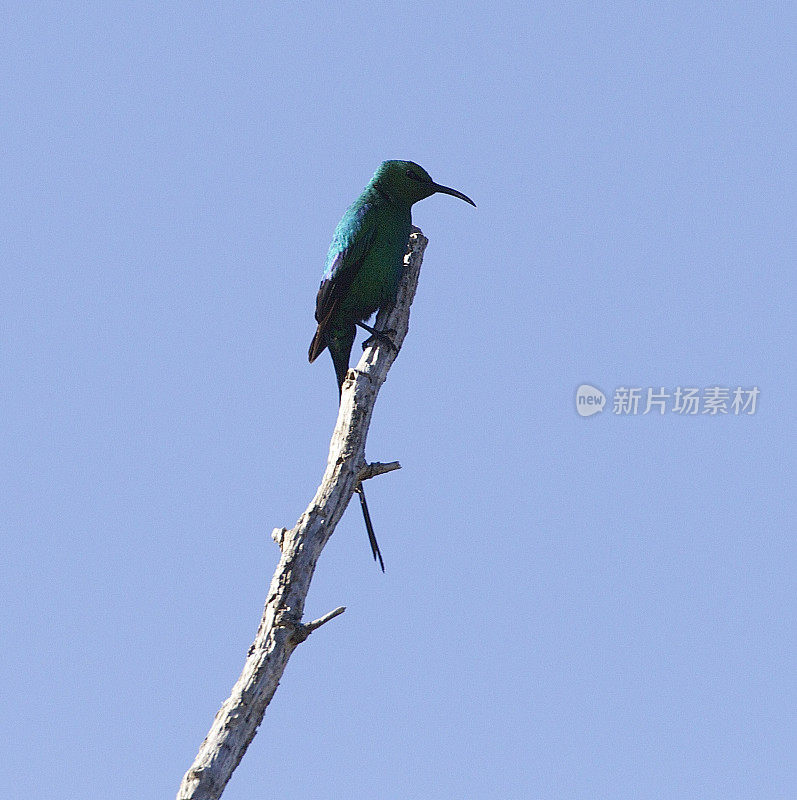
[309,160,474,569]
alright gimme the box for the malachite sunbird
[308,160,475,571]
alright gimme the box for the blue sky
[2,3,793,798]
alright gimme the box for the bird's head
[371,160,476,208]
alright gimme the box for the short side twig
[292,606,347,644]
[358,461,401,482]
[176,228,428,800]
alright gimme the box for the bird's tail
[308,325,327,363]
[355,484,384,572]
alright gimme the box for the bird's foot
[361,328,397,352]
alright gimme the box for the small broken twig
[358,460,402,482]
[291,606,347,644]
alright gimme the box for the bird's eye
[406,169,421,181]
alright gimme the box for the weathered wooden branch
[176,228,428,800]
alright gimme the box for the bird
[309,160,475,570]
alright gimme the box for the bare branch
[176,228,428,800]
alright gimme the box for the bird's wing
[314,204,377,327]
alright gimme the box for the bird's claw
[362,329,397,352]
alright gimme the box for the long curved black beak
[431,182,476,207]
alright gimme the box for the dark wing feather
[314,220,376,323]
[313,249,354,325]
[309,204,377,362]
